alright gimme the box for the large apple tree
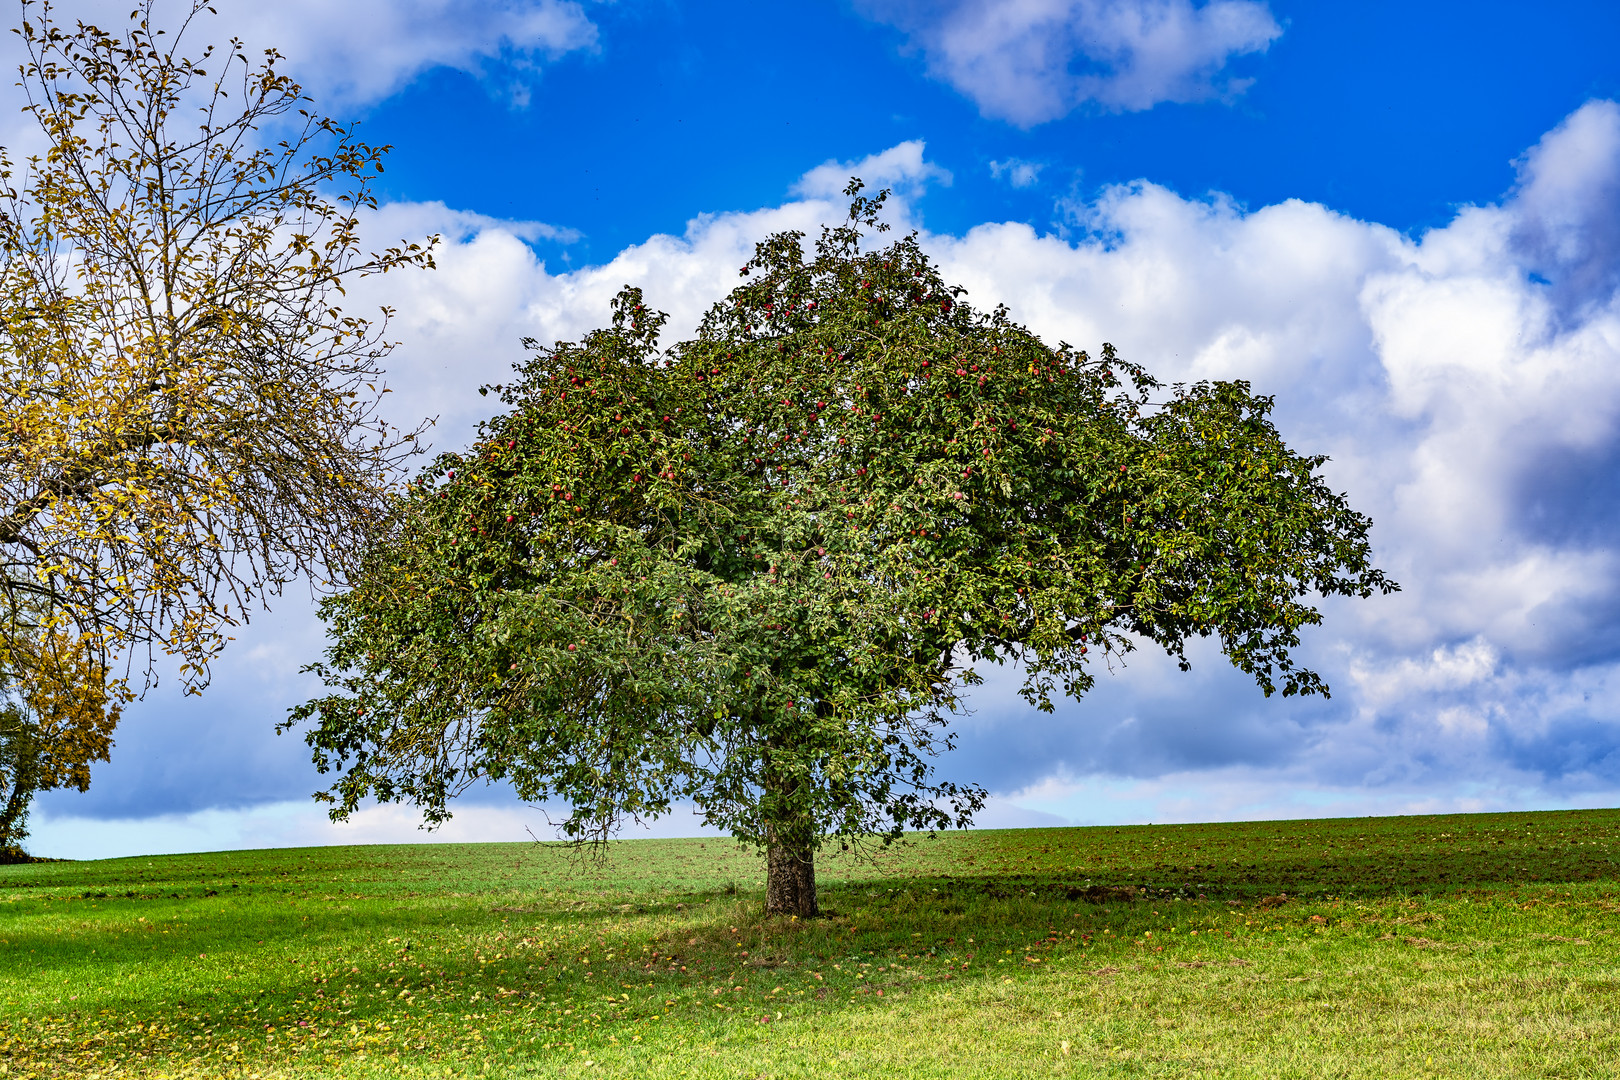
[290,188,1395,916]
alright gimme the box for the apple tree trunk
[761,747,817,917]
[765,824,817,917]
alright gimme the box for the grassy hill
[2,809,1617,1078]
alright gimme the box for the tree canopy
[0,0,434,692]
[292,188,1395,916]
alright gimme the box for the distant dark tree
[0,621,123,851]
[292,187,1395,917]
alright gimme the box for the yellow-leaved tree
[0,0,435,842]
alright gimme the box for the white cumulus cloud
[793,140,954,201]
[221,0,600,105]
[8,0,600,111]
[859,0,1283,125]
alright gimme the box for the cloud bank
[858,0,1283,125]
[930,101,1620,806]
[35,103,1620,853]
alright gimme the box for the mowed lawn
[2,810,1617,1079]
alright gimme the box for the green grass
[2,808,1618,1078]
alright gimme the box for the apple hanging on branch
[288,183,1396,918]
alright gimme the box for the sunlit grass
[2,808,1617,1077]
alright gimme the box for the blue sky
[22,0,1620,856]
[353,0,1620,255]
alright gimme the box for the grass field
[2,808,1618,1078]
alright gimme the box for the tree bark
[765,824,817,917]
[761,722,818,917]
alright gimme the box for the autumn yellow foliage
[0,0,434,696]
